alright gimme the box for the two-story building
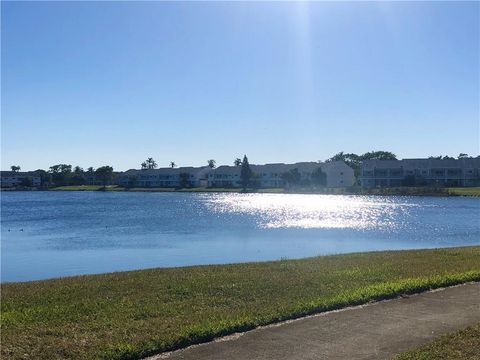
[208,161,354,188]
[0,171,42,188]
[116,167,210,188]
[360,158,480,187]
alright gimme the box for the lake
[1,191,479,282]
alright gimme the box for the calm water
[1,191,479,282]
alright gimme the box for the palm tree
[141,158,158,170]
[207,159,216,169]
[170,161,176,168]
[146,158,158,169]
[234,158,242,166]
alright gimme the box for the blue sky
[2,1,479,171]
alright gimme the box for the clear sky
[1,1,479,171]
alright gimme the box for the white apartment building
[0,171,42,187]
[116,167,211,188]
[360,158,480,187]
[116,161,354,189]
[208,161,354,188]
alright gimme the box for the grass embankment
[2,247,480,360]
[394,324,480,360]
[355,186,480,197]
[448,187,480,197]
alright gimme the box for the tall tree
[95,166,114,190]
[170,161,176,168]
[71,166,86,186]
[10,165,21,172]
[360,151,397,161]
[34,169,51,188]
[234,158,242,166]
[207,159,216,169]
[240,155,253,190]
[49,164,72,186]
[85,167,95,185]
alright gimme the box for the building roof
[210,161,352,175]
[0,171,41,177]
[118,166,211,177]
[118,161,354,177]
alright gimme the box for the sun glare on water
[203,193,416,230]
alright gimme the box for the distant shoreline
[2,185,480,197]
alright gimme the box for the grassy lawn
[2,247,480,360]
[394,324,480,360]
[448,187,480,197]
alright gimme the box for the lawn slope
[394,323,480,360]
[2,246,480,360]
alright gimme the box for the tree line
[8,164,114,188]
[7,151,477,189]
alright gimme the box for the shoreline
[2,185,480,197]
[2,246,480,360]
[3,245,480,285]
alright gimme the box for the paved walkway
[150,283,480,360]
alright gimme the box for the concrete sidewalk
[150,282,480,360]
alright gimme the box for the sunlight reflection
[203,194,417,230]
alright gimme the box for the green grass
[448,187,480,197]
[356,187,450,196]
[356,186,480,197]
[2,247,480,360]
[393,324,480,360]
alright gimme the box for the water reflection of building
[360,158,480,187]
